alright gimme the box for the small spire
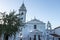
[34,16,36,19]
[19,2,27,11]
[48,21,51,26]
[47,21,52,30]
[20,0,25,9]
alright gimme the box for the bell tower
[47,21,52,34]
[19,3,27,23]
[47,21,52,30]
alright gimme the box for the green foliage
[0,24,3,36]
[0,11,23,40]
[3,11,22,36]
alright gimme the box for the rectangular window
[34,25,37,29]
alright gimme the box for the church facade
[1,3,60,40]
[13,3,60,40]
[14,3,53,40]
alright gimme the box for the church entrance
[34,35,36,40]
[33,35,41,40]
[38,35,41,40]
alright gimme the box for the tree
[3,11,23,40]
[0,12,5,40]
[0,24,3,40]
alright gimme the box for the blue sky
[0,0,60,29]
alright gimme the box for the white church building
[0,3,60,40]
[14,3,53,40]
[12,3,60,40]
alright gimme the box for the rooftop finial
[19,0,27,11]
[34,16,36,19]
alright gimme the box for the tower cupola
[19,3,27,23]
[47,21,52,30]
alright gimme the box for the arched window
[21,12,23,15]
[34,25,37,29]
